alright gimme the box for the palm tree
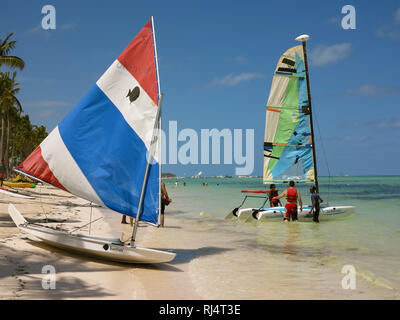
[0,71,22,176]
[0,33,25,70]
[0,33,25,177]
[0,33,47,175]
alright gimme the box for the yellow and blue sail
[263,45,314,183]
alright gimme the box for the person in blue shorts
[309,185,323,223]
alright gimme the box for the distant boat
[194,171,202,178]
[8,17,175,264]
[227,34,354,221]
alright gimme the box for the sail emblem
[127,86,140,102]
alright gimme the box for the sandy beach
[0,183,398,300]
[0,185,201,300]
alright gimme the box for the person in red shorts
[273,180,302,222]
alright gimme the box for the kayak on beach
[2,181,36,188]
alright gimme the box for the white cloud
[376,25,400,40]
[38,110,56,118]
[326,16,341,26]
[24,101,72,107]
[323,135,369,143]
[343,118,400,129]
[373,118,400,129]
[207,72,264,88]
[233,56,248,64]
[395,8,400,24]
[375,8,400,40]
[344,84,399,97]
[23,22,77,36]
[309,43,351,66]
[60,22,78,31]
[23,25,42,35]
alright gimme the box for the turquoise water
[164,176,400,294]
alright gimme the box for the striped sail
[18,20,161,224]
[263,45,314,184]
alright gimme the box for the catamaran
[227,35,355,222]
[7,17,176,263]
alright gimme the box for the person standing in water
[121,181,172,226]
[160,181,171,227]
[267,184,282,207]
[273,180,302,222]
[309,185,323,223]
[121,214,134,226]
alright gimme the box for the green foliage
[0,33,47,176]
[0,33,25,70]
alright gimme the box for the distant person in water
[309,185,323,223]
[161,181,171,227]
[268,184,282,207]
[273,180,302,222]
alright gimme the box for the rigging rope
[313,105,331,204]
[39,183,49,222]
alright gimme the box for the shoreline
[0,185,398,300]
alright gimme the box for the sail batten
[263,45,314,184]
[18,19,161,225]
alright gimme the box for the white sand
[0,185,199,300]
[0,185,398,300]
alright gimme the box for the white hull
[8,204,175,264]
[0,187,34,199]
[234,205,355,221]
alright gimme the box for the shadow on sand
[27,240,231,272]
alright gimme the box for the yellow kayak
[12,174,35,183]
[2,181,36,188]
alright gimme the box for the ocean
[163,176,400,298]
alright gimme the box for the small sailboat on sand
[227,35,354,222]
[8,17,176,263]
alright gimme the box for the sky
[1,0,400,177]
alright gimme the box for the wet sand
[0,185,398,300]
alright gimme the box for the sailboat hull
[236,205,355,221]
[8,204,175,264]
[0,187,35,199]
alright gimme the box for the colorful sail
[263,45,314,184]
[18,19,161,224]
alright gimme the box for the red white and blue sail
[18,19,161,224]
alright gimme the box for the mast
[151,15,162,224]
[295,34,319,193]
[131,16,162,246]
[131,95,162,246]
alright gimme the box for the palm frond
[0,56,25,70]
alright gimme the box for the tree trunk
[5,112,10,178]
[0,114,4,167]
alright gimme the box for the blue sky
[1,0,400,177]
